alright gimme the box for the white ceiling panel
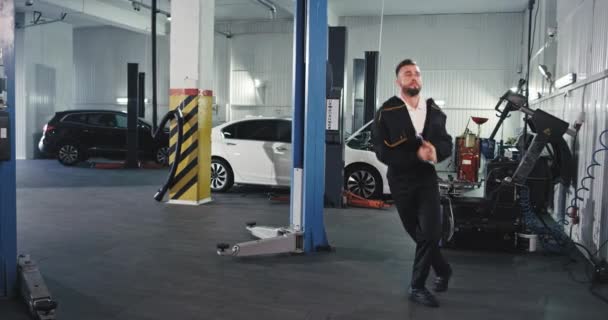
[14,0,531,28]
[329,0,530,16]
[216,0,292,21]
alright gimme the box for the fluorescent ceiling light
[538,64,552,81]
[529,91,542,101]
[116,97,148,105]
[254,79,265,88]
[555,73,577,89]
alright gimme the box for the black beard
[405,88,420,96]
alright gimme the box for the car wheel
[57,143,82,166]
[211,158,234,192]
[345,165,382,199]
[155,146,170,166]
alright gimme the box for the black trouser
[388,166,451,289]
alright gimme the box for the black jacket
[372,96,453,173]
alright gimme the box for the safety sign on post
[326,98,340,131]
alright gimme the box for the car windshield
[346,123,373,151]
[139,119,152,127]
[137,118,168,130]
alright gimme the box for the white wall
[73,26,235,127]
[73,26,170,124]
[16,14,528,160]
[214,14,526,150]
[216,20,294,122]
[529,0,608,259]
[341,13,525,140]
[18,20,74,159]
[16,23,228,157]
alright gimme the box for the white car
[210,117,390,199]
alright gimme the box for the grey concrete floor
[2,159,608,319]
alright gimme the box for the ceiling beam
[37,0,168,35]
[260,0,338,25]
[270,0,294,15]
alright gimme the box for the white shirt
[400,95,427,135]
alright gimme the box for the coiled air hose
[518,129,607,255]
[153,108,184,201]
[567,129,608,219]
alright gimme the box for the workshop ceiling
[13,0,530,29]
[328,0,530,16]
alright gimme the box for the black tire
[211,158,234,192]
[154,146,170,166]
[57,143,83,166]
[344,164,383,199]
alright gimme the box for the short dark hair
[395,59,417,76]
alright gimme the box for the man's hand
[417,141,437,164]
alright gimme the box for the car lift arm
[217,223,304,257]
[489,90,577,184]
[18,255,57,320]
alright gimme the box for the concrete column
[198,0,214,91]
[168,0,214,205]
[197,0,214,205]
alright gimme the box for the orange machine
[456,134,480,182]
[456,117,488,183]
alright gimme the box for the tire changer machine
[440,90,576,250]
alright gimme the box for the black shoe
[408,287,439,307]
[433,268,452,292]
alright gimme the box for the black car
[38,110,169,166]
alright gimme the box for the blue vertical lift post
[216,0,330,256]
[1,6,58,319]
[0,0,17,297]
